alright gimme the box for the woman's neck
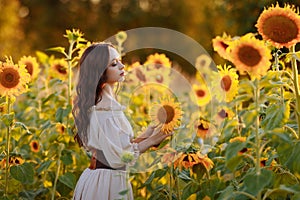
[102,84,115,99]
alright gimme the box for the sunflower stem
[254,79,261,177]
[67,41,75,106]
[290,45,300,139]
[169,134,174,200]
[51,144,63,200]
[4,96,11,197]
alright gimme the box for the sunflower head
[0,58,31,97]
[191,83,211,107]
[30,140,40,153]
[49,58,68,80]
[212,64,239,102]
[227,33,272,79]
[144,53,172,69]
[229,136,247,143]
[194,119,216,139]
[212,32,233,60]
[256,3,300,49]
[173,151,214,172]
[18,56,40,80]
[150,97,183,134]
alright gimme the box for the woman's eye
[111,62,117,66]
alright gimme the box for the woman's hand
[148,126,173,146]
[136,125,173,153]
[132,124,157,143]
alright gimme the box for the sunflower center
[25,62,33,76]
[135,68,146,82]
[14,158,20,164]
[0,68,20,88]
[198,123,209,131]
[218,109,228,118]
[154,60,163,69]
[156,75,163,83]
[32,142,38,150]
[54,64,67,74]
[157,105,175,124]
[263,15,298,43]
[221,75,232,91]
[196,89,205,97]
[238,45,262,67]
[220,41,229,50]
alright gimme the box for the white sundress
[72,100,138,200]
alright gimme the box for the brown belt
[89,156,126,170]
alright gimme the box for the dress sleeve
[87,110,139,168]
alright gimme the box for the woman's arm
[136,127,173,153]
[131,125,156,143]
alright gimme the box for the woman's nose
[119,62,125,70]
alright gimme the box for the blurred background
[1,0,299,68]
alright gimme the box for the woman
[72,42,171,200]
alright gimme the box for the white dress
[72,94,138,200]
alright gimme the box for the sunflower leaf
[10,162,34,184]
[58,172,76,189]
[0,112,15,127]
[261,101,290,130]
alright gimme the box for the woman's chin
[118,77,125,82]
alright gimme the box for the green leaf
[61,150,73,165]
[225,141,247,171]
[35,50,49,64]
[217,185,235,200]
[58,172,76,189]
[119,189,130,196]
[14,121,31,134]
[243,169,273,196]
[285,142,300,174]
[47,47,66,54]
[37,160,53,174]
[10,162,34,184]
[241,109,257,128]
[178,170,192,181]
[55,105,72,123]
[261,101,290,130]
[182,182,200,200]
[0,112,15,127]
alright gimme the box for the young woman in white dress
[72,42,172,200]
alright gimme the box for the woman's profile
[72,42,172,199]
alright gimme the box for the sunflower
[174,151,214,172]
[0,158,6,169]
[10,156,24,165]
[256,3,300,49]
[150,97,183,134]
[0,59,31,97]
[229,136,247,143]
[212,64,239,102]
[212,32,233,60]
[214,106,235,126]
[161,148,180,167]
[191,83,211,107]
[56,123,66,134]
[144,53,172,70]
[133,64,147,83]
[194,119,216,139]
[227,33,272,79]
[18,56,40,80]
[49,58,68,80]
[146,66,171,85]
[30,140,40,153]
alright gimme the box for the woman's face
[105,46,125,83]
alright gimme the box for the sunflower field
[1,2,300,200]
